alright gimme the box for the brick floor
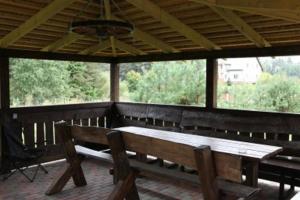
[0,159,298,200]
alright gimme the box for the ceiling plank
[115,39,146,55]
[209,6,270,47]
[191,0,300,23]
[132,29,180,53]
[0,0,77,48]
[41,32,84,52]
[126,0,220,50]
[112,14,178,53]
[79,40,111,55]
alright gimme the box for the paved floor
[0,159,298,200]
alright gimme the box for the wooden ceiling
[1,0,300,58]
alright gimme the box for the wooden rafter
[79,40,111,55]
[41,32,84,52]
[209,6,270,47]
[112,15,178,53]
[126,0,220,50]
[0,0,77,48]
[115,39,146,55]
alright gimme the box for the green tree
[255,73,300,112]
[10,59,71,106]
[126,60,206,106]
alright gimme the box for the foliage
[10,59,110,107]
[121,60,206,106]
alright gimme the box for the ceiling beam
[191,0,300,23]
[0,0,77,48]
[41,32,84,52]
[115,39,146,55]
[126,0,220,50]
[79,40,111,55]
[209,6,270,47]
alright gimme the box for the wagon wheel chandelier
[70,0,134,39]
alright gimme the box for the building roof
[1,0,300,58]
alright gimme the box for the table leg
[245,161,258,187]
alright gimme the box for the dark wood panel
[36,122,45,147]
[45,121,54,145]
[23,123,35,148]
[0,48,112,63]
[116,103,148,118]
[116,44,300,63]
[147,105,182,123]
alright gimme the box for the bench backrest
[180,110,300,154]
[113,103,300,154]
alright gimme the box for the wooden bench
[47,123,261,200]
[75,145,260,199]
[180,110,300,199]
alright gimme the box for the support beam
[110,63,119,102]
[0,56,9,172]
[126,0,220,50]
[115,39,146,55]
[41,33,84,52]
[104,0,117,57]
[78,40,111,55]
[0,0,77,48]
[206,58,218,110]
[209,6,270,47]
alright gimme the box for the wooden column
[110,62,119,102]
[206,58,218,110]
[0,56,9,171]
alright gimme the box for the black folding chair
[2,119,48,182]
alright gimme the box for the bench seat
[75,145,260,200]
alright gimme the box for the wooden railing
[2,101,300,171]
[1,102,113,167]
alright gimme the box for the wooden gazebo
[1,1,300,199]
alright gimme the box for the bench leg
[46,160,86,195]
[279,172,295,200]
[107,131,140,200]
[46,123,87,195]
[245,161,258,187]
[194,145,219,200]
[279,172,284,200]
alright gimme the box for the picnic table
[46,124,282,200]
[115,126,282,187]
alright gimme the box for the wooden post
[106,131,140,200]
[244,161,259,187]
[206,58,218,110]
[110,62,119,102]
[0,56,9,171]
[46,122,87,195]
[194,145,219,200]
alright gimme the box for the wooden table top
[115,126,282,160]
